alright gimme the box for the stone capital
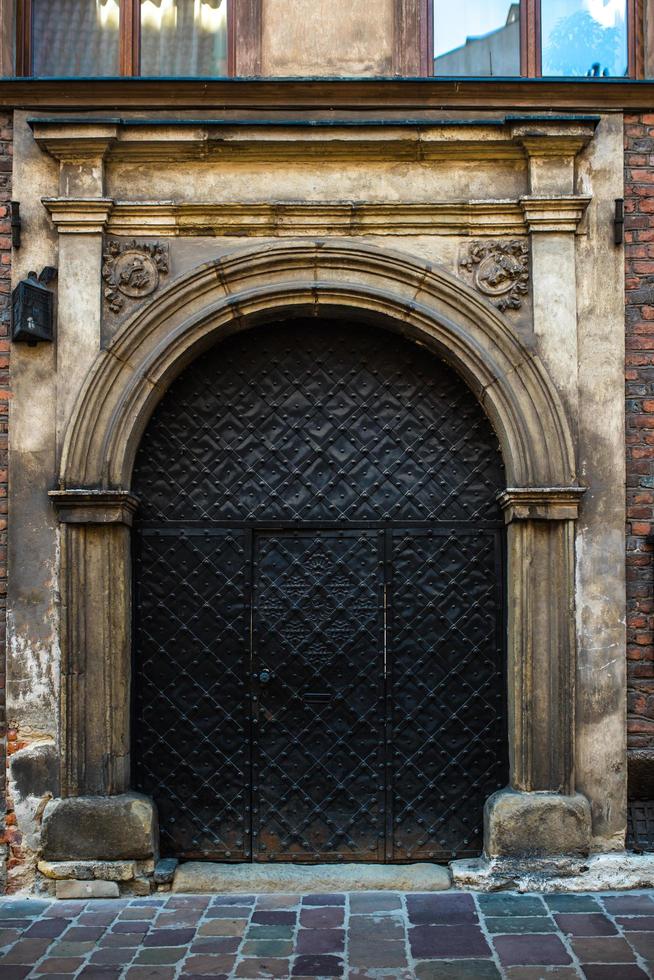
[498,486,586,524]
[520,195,591,234]
[42,198,113,234]
[49,489,139,526]
[512,130,596,160]
[29,122,118,163]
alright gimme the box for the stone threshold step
[172,861,451,894]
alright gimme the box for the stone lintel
[49,489,139,526]
[520,195,591,234]
[42,198,113,234]
[499,486,586,524]
[38,196,593,239]
[107,199,530,238]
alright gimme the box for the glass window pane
[433,1,520,76]
[140,0,228,77]
[541,0,628,77]
[32,0,120,77]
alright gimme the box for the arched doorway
[131,318,507,864]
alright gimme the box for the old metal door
[132,320,507,863]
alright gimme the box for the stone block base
[56,880,120,900]
[451,852,654,892]
[40,793,158,861]
[38,859,137,881]
[484,789,591,859]
[173,862,452,893]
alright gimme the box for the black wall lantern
[12,268,56,345]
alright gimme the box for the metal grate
[628,801,654,852]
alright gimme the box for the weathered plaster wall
[5,112,59,892]
[260,0,394,76]
[575,114,627,850]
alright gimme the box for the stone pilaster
[499,487,585,795]
[482,487,592,860]
[50,490,137,797]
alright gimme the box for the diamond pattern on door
[131,319,507,863]
[252,531,385,862]
[389,529,506,861]
[134,322,504,524]
[133,529,251,860]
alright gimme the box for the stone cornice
[43,198,113,234]
[30,117,598,166]
[49,490,139,526]
[498,487,587,523]
[41,197,591,238]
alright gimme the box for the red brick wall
[0,113,11,888]
[626,113,654,754]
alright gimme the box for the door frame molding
[49,239,590,859]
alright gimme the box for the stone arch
[51,239,590,860]
[57,239,576,491]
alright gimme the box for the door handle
[257,668,274,684]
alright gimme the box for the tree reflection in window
[541,0,627,77]
[433,1,520,77]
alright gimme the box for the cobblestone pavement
[1,891,654,979]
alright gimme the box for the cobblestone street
[0,890,654,978]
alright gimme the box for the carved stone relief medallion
[460,240,529,312]
[102,239,169,314]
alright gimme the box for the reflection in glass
[541,0,627,77]
[433,1,520,76]
[32,0,120,77]
[140,0,228,77]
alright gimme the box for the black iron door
[253,530,385,862]
[133,320,507,863]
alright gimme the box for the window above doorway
[17,0,232,77]
[11,0,649,79]
[432,0,635,78]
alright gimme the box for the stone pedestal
[484,790,591,859]
[40,793,157,862]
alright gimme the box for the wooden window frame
[431,0,644,79]
[16,0,251,77]
[13,0,648,79]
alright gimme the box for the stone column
[484,487,592,859]
[49,490,137,797]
